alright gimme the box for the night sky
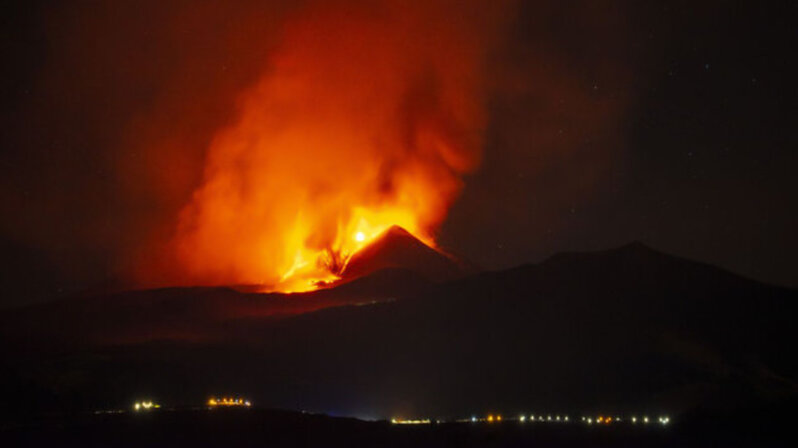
[1,0,796,307]
[443,1,797,286]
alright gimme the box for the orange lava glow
[169,1,508,292]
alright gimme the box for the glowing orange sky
[167,0,510,291]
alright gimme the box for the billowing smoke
[0,0,637,300]
[154,0,512,290]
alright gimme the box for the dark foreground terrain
[2,243,797,419]
[2,242,797,446]
[4,405,797,448]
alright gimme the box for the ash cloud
[0,0,635,298]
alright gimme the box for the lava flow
[271,217,435,293]
[168,0,508,292]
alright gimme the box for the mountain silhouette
[1,242,795,420]
[341,225,475,282]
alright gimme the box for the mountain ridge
[1,241,796,419]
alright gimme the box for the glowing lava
[167,1,507,292]
[274,216,436,293]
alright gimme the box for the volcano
[340,226,476,282]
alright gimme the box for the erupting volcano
[340,225,474,283]
[163,1,507,292]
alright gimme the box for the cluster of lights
[582,415,669,426]
[463,414,573,423]
[391,418,432,425]
[518,414,569,423]
[127,396,671,429]
[132,401,160,411]
[127,395,253,413]
[461,415,504,423]
[208,397,252,407]
[397,413,672,426]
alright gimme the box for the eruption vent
[341,225,473,283]
[172,1,507,292]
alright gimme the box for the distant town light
[643,416,650,424]
[208,396,251,408]
[133,400,158,412]
[519,415,526,422]
[392,418,431,425]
